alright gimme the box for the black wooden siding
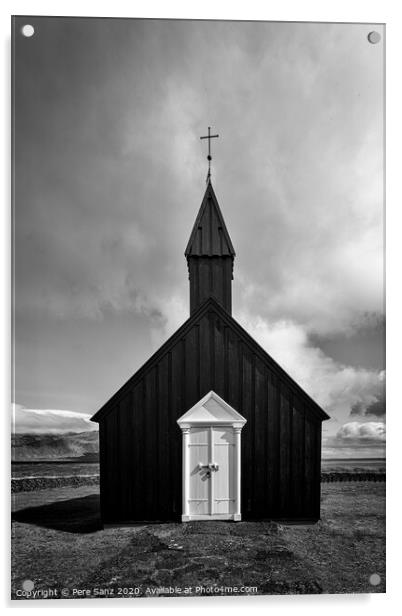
[188,256,233,314]
[97,304,325,524]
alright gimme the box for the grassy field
[11,481,385,599]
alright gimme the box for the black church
[91,175,330,525]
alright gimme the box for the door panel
[188,427,210,515]
[213,427,235,514]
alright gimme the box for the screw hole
[367,31,381,44]
[369,573,381,586]
[21,24,35,38]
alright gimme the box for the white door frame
[177,391,247,522]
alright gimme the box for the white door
[177,390,247,522]
[188,426,235,518]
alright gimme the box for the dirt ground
[11,482,385,599]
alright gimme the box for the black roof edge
[91,296,330,423]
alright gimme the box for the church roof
[91,297,330,423]
[185,181,235,257]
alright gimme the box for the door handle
[198,462,219,472]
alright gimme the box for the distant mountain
[11,431,99,462]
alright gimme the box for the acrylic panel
[11,16,385,600]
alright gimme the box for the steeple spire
[185,182,235,314]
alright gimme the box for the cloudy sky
[13,17,384,457]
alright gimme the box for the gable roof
[177,390,247,427]
[185,181,235,257]
[91,297,330,423]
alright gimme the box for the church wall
[99,307,323,524]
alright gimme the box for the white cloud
[322,420,386,458]
[237,312,384,421]
[12,404,97,434]
[336,421,385,441]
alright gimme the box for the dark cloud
[350,401,365,416]
[14,18,384,335]
[366,394,386,417]
[350,387,385,417]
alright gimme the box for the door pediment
[177,390,247,430]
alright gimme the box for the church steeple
[185,181,235,314]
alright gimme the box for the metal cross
[200,126,219,183]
